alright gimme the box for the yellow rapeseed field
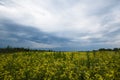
[0,51,120,80]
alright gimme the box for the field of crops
[0,51,120,80]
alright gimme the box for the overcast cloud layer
[0,0,120,50]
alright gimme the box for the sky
[0,0,120,51]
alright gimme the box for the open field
[0,51,120,80]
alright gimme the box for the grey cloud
[0,20,70,49]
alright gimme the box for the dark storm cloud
[0,20,69,49]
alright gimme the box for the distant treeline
[0,46,53,53]
[98,48,120,51]
[0,46,120,53]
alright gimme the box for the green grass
[0,51,120,80]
